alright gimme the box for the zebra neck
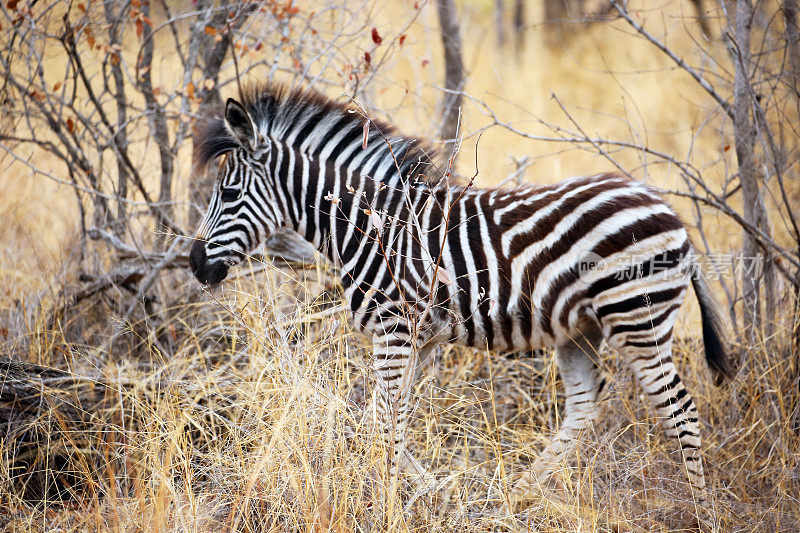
[278,148,429,269]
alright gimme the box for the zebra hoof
[505,470,557,512]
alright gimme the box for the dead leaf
[362,121,370,149]
[52,82,62,91]
[371,28,382,45]
[365,209,382,230]
[436,266,453,287]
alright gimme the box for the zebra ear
[224,98,258,151]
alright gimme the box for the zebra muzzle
[189,240,229,286]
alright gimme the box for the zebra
[189,83,733,503]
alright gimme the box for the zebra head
[190,98,282,285]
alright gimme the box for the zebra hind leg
[618,331,708,504]
[511,324,607,501]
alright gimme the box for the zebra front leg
[372,331,432,484]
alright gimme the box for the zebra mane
[194,82,438,183]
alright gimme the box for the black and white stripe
[189,84,733,501]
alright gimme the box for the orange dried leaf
[362,120,370,149]
[399,34,406,46]
[371,28,382,45]
[186,82,195,99]
[364,51,371,65]
[204,25,217,35]
[436,266,453,287]
[66,118,75,134]
[135,18,143,37]
[76,3,85,12]
[52,82,62,91]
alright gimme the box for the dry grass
[2,0,800,531]
[2,263,799,531]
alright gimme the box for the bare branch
[607,0,733,119]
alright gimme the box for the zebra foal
[189,83,733,503]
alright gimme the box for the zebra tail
[690,260,736,385]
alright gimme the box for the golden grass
[2,1,800,531]
[2,263,799,531]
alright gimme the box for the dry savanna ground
[1,0,799,531]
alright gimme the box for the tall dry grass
[3,262,799,531]
[2,1,799,531]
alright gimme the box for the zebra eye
[221,188,240,202]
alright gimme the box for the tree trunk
[544,0,577,48]
[103,2,130,236]
[495,0,507,47]
[783,0,800,92]
[728,0,771,343]
[513,0,526,56]
[189,1,251,228]
[138,0,174,245]
[436,0,465,148]
[691,0,713,38]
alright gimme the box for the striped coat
[189,84,733,503]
